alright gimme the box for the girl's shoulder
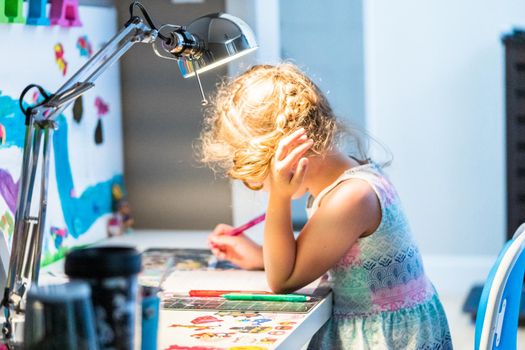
[321,175,380,211]
[307,162,384,233]
[308,161,385,207]
[306,161,396,225]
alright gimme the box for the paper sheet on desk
[158,308,307,349]
[161,269,322,295]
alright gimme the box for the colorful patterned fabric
[306,163,452,349]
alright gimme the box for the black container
[24,282,98,350]
[65,246,141,350]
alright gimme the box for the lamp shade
[177,13,258,78]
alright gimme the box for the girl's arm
[264,129,380,293]
[265,180,380,293]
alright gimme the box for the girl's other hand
[207,224,264,270]
[271,128,314,199]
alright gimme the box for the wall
[363,0,525,255]
[280,0,365,130]
[116,0,232,230]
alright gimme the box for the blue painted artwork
[0,91,124,264]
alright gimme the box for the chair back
[475,223,525,349]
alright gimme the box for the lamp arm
[1,16,159,343]
[32,17,158,124]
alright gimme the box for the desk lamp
[0,1,257,343]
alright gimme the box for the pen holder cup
[24,281,98,350]
[65,246,142,350]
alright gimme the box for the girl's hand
[207,224,264,270]
[270,128,314,199]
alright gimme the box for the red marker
[189,290,272,298]
[227,213,266,236]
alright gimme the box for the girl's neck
[306,151,361,198]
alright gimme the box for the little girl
[199,63,452,349]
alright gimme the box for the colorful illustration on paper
[54,43,68,76]
[0,12,125,265]
[160,308,304,349]
[77,35,93,58]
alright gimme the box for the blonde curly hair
[198,63,359,189]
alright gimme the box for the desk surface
[41,230,332,350]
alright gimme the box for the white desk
[41,230,332,349]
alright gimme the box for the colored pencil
[189,290,272,298]
[227,213,266,236]
[222,293,311,302]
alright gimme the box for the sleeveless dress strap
[306,164,376,218]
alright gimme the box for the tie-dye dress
[306,163,452,350]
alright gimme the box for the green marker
[222,293,311,302]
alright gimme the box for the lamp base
[0,313,24,348]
